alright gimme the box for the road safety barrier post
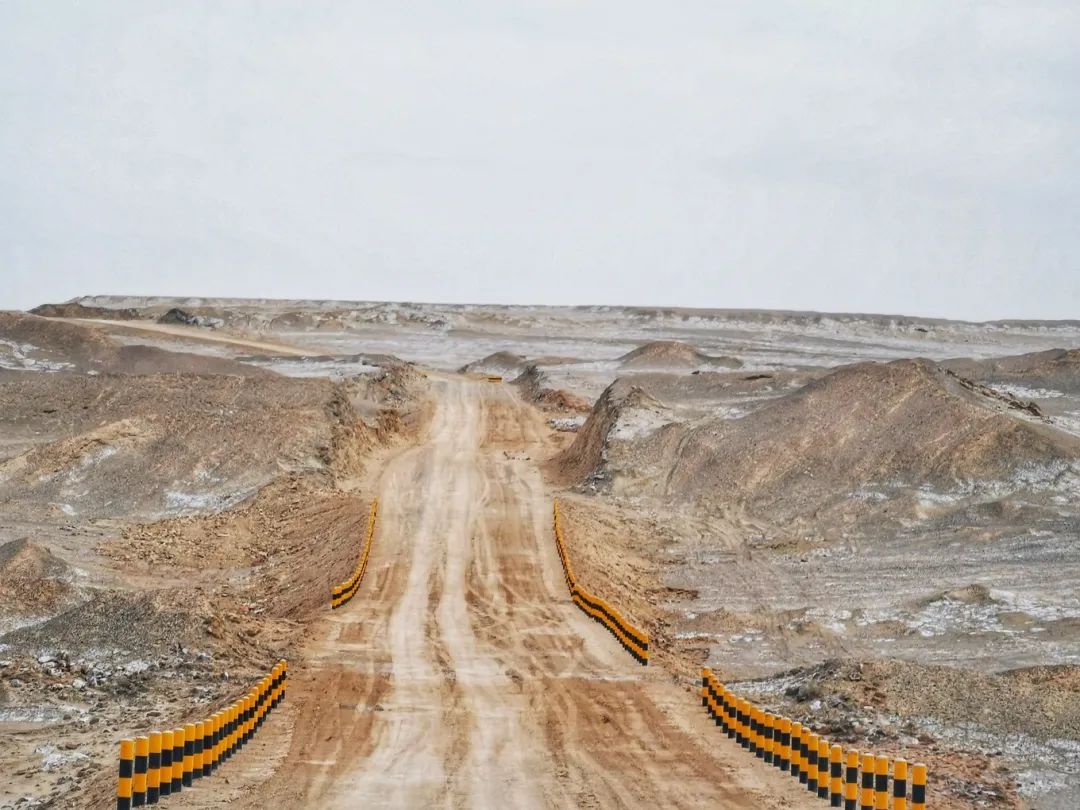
[912,763,927,810]
[844,749,859,810]
[763,712,774,765]
[182,723,195,787]
[170,727,183,794]
[807,732,819,793]
[829,744,843,807]
[893,759,908,810]
[133,736,149,807]
[817,738,830,799]
[860,752,874,810]
[778,717,791,772]
[802,726,813,785]
[790,722,802,778]
[147,731,161,805]
[874,755,889,809]
[158,730,172,798]
[117,739,134,810]
[193,720,204,781]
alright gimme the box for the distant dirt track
[164,377,816,808]
[56,317,319,356]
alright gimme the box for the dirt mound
[460,351,528,376]
[944,348,1080,395]
[619,340,741,371]
[661,359,1080,519]
[550,379,674,490]
[511,364,591,413]
[559,359,1080,520]
[0,539,78,623]
[0,374,377,520]
[0,311,271,376]
[30,301,141,320]
[0,310,116,371]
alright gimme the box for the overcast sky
[2,2,1078,320]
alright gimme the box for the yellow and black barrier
[552,499,649,665]
[701,668,928,809]
[117,660,287,809]
[331,498,379,609]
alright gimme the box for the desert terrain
[2,297,1079,808]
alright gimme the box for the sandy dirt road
[166,376,815,809]
[56,317,321,356]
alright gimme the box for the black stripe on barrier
[912,783,926,804]
[894,778,907,798]
[875,771,888,797]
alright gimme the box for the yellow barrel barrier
[331,498,379,609]
[701,668,928,808]
[552,499,649,665]
[116,660,287,808]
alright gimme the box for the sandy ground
[155,377,814,808]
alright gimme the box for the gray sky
[2,2,1078,320]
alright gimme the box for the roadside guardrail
[552,499,649,665]
[331,498,379,609]
[116,659,287,808]
[702,668,927,809]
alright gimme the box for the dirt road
[57,317,320,356]
[167,377,815,808]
